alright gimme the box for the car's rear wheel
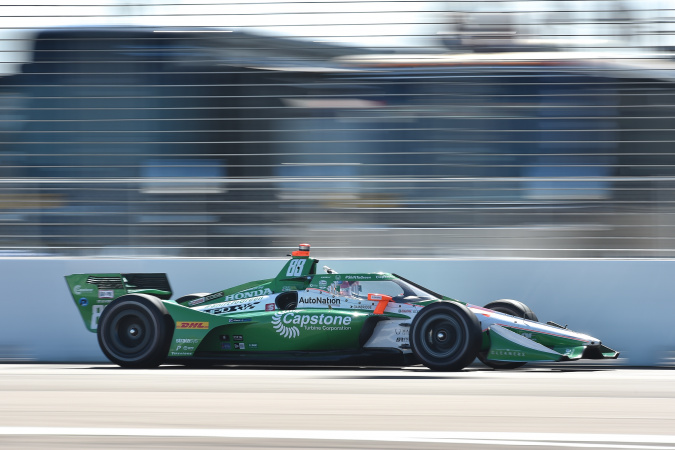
[97,294,173,368]
[478,299,538,370]
[410,302,482,371]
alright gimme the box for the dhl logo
[176,321,209,329]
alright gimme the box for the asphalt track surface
[1,364,674,450]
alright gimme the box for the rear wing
[65,273,172,332]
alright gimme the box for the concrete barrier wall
[1,258,673,366]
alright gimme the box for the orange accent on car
[292,243,311,257]
[368,293,393,315]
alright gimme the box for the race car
[65,243,619,371]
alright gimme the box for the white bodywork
[467,303,600,347]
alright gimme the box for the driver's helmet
[336,280,360,297]
[339,281,350,296]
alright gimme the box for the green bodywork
[65,249,619,365]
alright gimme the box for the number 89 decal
[286,259,306,277]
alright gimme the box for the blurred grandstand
[2,2,675,258]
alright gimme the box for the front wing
[471,306,620,363]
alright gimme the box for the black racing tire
[410,301,482,371]
[484,299,539,322]
[97,294,174,368]
[478,299,538,370]
[174,293,211,305]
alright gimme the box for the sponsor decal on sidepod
[191,288,273,307]
[271,311,352,338]
[298,296,341,307]
[199,299,262,315]
[176,322,209,329]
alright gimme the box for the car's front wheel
[410,302,482,371]
[97,294,173,368]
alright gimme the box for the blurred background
[1,0,675,259]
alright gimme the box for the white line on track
[1,428,675,449]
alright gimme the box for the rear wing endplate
[65,273,172,332]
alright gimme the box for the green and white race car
[65,244,619,371]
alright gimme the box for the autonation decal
[297,292,342,308]
[271,311,352,338]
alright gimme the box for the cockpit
[328,277,439,303]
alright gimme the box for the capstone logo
[73,285,94,295]
[271,311,352,338]
[272,312,300,338]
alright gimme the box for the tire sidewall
[97,294,173,368]
[483,299,538,322]
[410,301,482,371]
